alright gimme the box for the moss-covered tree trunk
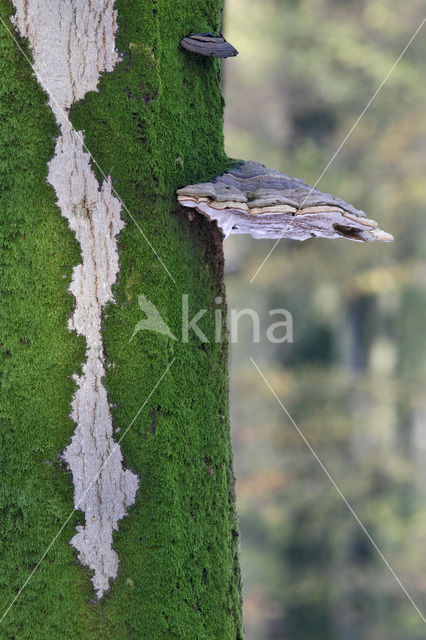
[0,1,242,638]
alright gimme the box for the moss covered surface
[0,2,96,638]
[1,0,243,638]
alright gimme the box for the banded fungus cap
[177,161,393,243]
[180,33,238,58]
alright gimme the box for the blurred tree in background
[222,0,426,638]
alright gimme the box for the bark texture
[0,1,243,638]
[11,0,139,600]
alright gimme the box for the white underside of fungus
[11,0,138,598]
[177,161,393,243]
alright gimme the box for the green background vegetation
[222,0,426,638]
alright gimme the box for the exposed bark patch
[11,0,139,598]
[177,203,225,284]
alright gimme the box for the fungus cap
[180,33,238,58]
[177,161,393,243]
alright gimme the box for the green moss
[0,0,242,637]
[0,3,94,638]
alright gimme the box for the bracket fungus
[177,161,393,243]
[181,33,238,58]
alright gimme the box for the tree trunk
[0,1,243,638]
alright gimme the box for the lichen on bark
[11,0,139,599]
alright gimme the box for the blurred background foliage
[221,1,426,638]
